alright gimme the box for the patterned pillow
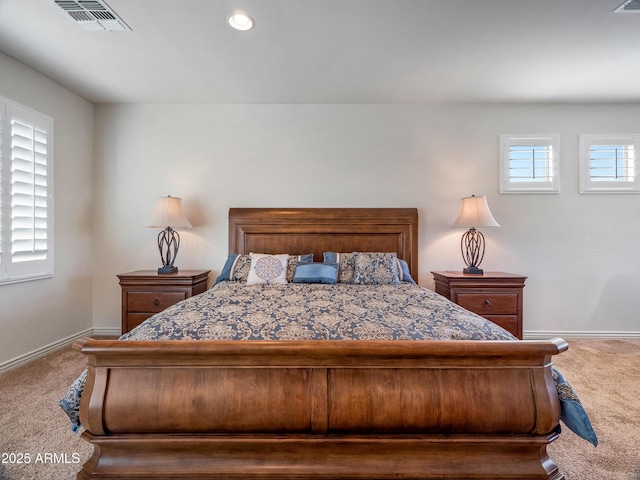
[293,262,339,284]
[353,252,401,285]
[215,253,313,284]
[215,254,251,283]
[323,252,355,283]
[59,369,87,432]
[246,253,289,285]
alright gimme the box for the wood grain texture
[228,208,418,277]
[75,208,567,479]
[78,432,564,479]
[117,270,210,333]
[432,271,527,339]
[76,338,567,479]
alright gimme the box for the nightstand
[117,270,210,334]
[431,271,527,339]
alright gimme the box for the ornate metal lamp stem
[157,227,180,274]
[460,227,485,274]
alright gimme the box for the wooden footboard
[74,338,568,479]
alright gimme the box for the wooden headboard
[228,208,418,277]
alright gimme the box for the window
[580,134,640,193]
[500,135,560,193]
[0,96,54,284]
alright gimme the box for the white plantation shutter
[0,97,53,283]
[500,135,560,193]
[580,135,640,193]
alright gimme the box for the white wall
[93,103,640,337]
[0,52,94,367]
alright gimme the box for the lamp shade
[147,196,192,228]
[451,195,500,228]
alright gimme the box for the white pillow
[246,253,289,285]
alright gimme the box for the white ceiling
[1,0,639,104]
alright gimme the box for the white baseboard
[524,330,640,340]
[0,328,93,374]
[92,327,122,337]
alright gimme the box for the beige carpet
[547,338,640,479]
[0,338,638,479]
[0,345,92,480]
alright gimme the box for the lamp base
[158,266,178,274]
[463,266,484,275]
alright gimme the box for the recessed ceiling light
[228,12,254,31]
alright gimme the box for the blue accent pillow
[215,253,240,283]
[293,262,338,284]
[323,252,339,264]
[553,368,598,446]
[397,259,416,284]
[287,254,314,281]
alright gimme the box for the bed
[66,208,593,479]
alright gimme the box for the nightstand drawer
[432,271,526,339]
[456,293,518,315]
[484,315,518,335]
[128,313,155,330]
[118,270,210,335]
[127,291,187,313]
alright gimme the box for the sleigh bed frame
[75,208,567,479]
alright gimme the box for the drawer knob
[484,300,492,308]
[153,299,160,306]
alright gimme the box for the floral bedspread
[60,282,597,445]
[121,282,515,342]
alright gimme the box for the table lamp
[147,195,192,274]
[451,195,500,274]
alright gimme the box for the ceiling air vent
[615,0,640,13]
[53,0,131,31]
